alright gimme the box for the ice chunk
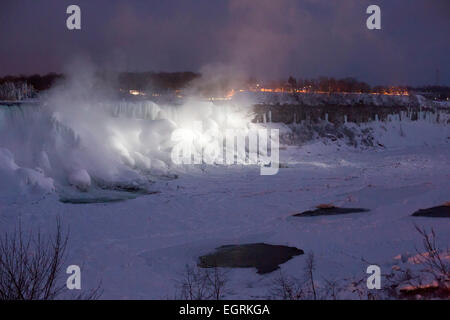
[133,151,151,170]
[68,169,91,191]
[16,167,55,193]
[150,159,168,175]
[0,148,55,199]
[37,151,52,172]
[0,148,19,171]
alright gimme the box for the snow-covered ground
[1,130,449,299]
[0,79,449,299]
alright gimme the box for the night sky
[0,0,449,85]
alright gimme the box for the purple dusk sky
[0,0,449,85]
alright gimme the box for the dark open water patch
[412,205,450,218]
[293,206,369,217]
[59,188,160,204]
[59,196,133,204]
[198,243,304,274]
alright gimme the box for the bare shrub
[205,265,228,300]
[322,278,344,300]
[0,220,101,300]
[382,267,418,299]
[271,252,328,300]
[271,227,449,300]
[369,225,449,300]
[304,252,317,300]
[176,264,228,300]
[414,225,449,281]
[270,271,305,300]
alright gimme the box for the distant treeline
[411,86,450,100]
[0,72,449,96]
[0,73,63,92]
[0,72,200,93]
[412,85,450,92]
[285,76,372,93]
[283,76,449,95]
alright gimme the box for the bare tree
[414,225,449,280]
[367,225,449,299]
[270,271,304,300]
[304,252,317,300]
[0,220,101,300]
[271,253,321,300]
[204,266,228,300]
[271,227,449,300]
[177,264,228,300]
[322,278,342,300]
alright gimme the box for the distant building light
[129,90,146,96]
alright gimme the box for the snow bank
[68,169,91,191]
[0,148,54,203]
